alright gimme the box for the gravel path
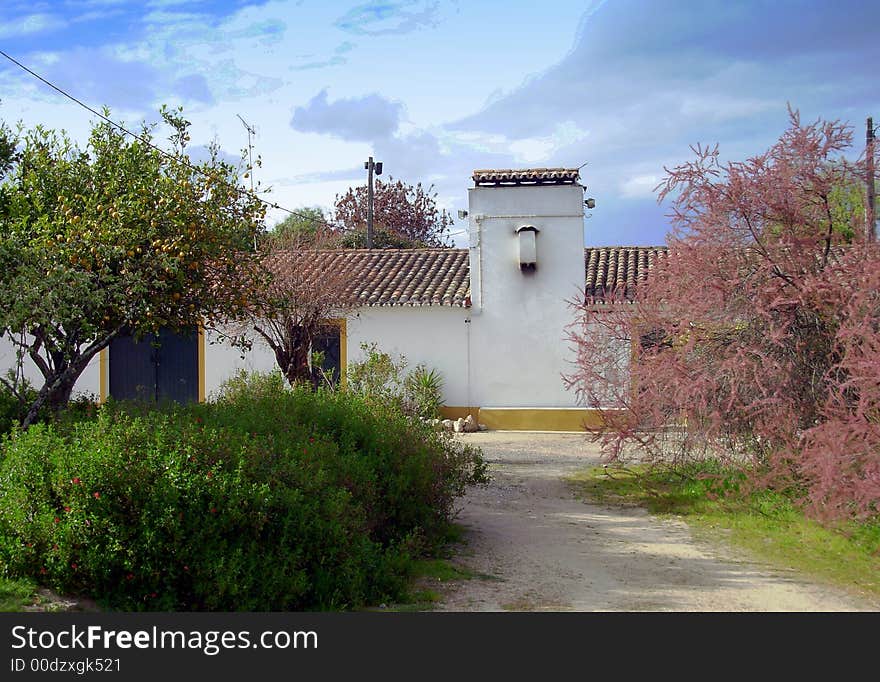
[435,432,877,612]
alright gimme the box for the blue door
[109,327,199,403]
[313,325,341,386]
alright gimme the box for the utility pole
[237,114,258,250]
[867,117,876,242]
[364,156,382,248]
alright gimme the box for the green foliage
[0,107,266,424]
[0,371,487,611]
[827,180,866,242]
[0,372,99,436]
[263,207,331,247]
[347,343,446,420]
[0,373,47,434]
[403,365,444,420]
[212,367,288,402]
[346,342,408,408]
[0,576,37,612]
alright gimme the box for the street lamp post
[364,156,382,248]
[867,117,876,242]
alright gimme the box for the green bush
[0,371,487,611]
[403,365,444,420]
[0,371,97,435]
[0,373,41,434]
[347,343,446,420]
[346,342,408,409]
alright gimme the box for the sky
[1,0,878,247]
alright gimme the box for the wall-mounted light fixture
[515,225,539,270]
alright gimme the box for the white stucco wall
[203,307,471,407]
[467,183,585,408]
[203,328,278,399]
[346,306,470,407]
[0,335,101,399]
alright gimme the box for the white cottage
[0,168,667,430]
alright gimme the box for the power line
[0,48,324,224]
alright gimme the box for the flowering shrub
[566,108,880,521]
[0,373,486,610]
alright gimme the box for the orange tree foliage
[0,108,265,426]
[566,109,880,521]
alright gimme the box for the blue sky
[1,0,878,246]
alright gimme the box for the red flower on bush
[53,517,60,524]
[126,573,134,581]
[71,477,81,485]
[209,507,217,514]
[63,506,71,513]
[39,567,47,575]
[92,492,100,499]
[71,563,77,570]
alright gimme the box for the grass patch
[376,524,484,611]
[411,558,477,583]
[568,462,880,600]
[0,575,39,612]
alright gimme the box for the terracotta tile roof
[584,246,669,304]
[271,249,471,307]
[270,245,667,308]
[472,168,581,186]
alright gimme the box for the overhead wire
[0,48,330,225]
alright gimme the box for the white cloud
[291,90,404,141]
[0,13,66,38]
[619,174,660,199]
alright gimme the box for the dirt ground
[434,431,878,612]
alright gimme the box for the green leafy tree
[0,107,266,426]
[263,206,338,247]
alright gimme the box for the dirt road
[436,432,876,612]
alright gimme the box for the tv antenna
[237,114,258,250]
[236,114,256,193]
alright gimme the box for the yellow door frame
[98,326,206,403]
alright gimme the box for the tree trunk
[47,375,78,416]
[21,358,91,429]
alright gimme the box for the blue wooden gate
[109,327,199,403]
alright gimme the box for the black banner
[0,612,873,679]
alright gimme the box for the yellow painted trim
[99,348,108,404]
[198,323,206,403]
[439,406,480,421]
[477,407,607,432]
[326,318,347,387]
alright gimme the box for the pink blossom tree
[566,108,880,520]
